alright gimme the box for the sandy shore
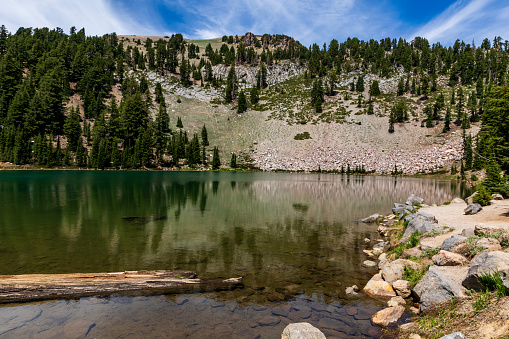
[419,199,509,251]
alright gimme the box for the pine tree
[367,102,374,115]
[63,106,82,151]
[230,153,237,168]
[311,79,324,113]
[250,87,259,106]
[355,76,364,92]
[237,90,247,113]
[369,80,380,96]
[443,107,451,133]
[154,103,169,164]
[388,110,395,133]
[176,116,183,128]
[212,146,221,169]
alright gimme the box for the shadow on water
[0,171,471,338]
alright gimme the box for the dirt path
[420,199,509,248]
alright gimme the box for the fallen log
[0,270,243,304]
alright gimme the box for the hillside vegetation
[0,26,508,175]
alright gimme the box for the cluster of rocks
[211,61,305,89]
[355,194,509,331]
[253,141,463,174]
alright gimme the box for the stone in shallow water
[371,306,405,327]
[281,322,326,339]
[363,273,397,299]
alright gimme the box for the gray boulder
[462,251,509,292]
[451,198,466,204]
[400,213,437,244]
[406,194,424,206]
[381,259,422,284]
[281,322,326,339]
[439,333,466,339]
[492,193,504,200]
[464,203,483,215]
[441,235,467,251]
[392,203,415,215]
[362,213,381,223]
[413,265,468,312]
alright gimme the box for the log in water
[0,270,243,304]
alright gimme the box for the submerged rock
[281,322,326,339]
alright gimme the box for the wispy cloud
[0,0,158,36]
[410,0,509,44]
[171,0,401,45]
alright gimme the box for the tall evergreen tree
[212,146,221,169]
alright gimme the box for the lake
[0,171,470,338]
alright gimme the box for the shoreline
[360,196,509,338]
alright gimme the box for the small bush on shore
[478,270,507,298]
[472,185,491,206]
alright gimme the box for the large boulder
[441,235,467,251]
[381,259,423,284]
[400,213,437,244]
[451,198,466,204]
[432,250,468,266]
[281,322,326,339]
[392,280,412,298]
[413,266,468,312]
[491,193,504,200]
[362,213,381,223]
[363,273,397,299]
[406,194,424,206]
[464,203,483,215]
[462,251,509,292]
[371,306,405,327]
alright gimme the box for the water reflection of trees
[0,171,471,302]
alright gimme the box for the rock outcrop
[413,266,468,312]
[462,251,509,292]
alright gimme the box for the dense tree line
[0,25,222,169]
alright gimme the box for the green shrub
[478,270,507,298]
[404,264,430,287]
[294,132,312,140]
[473,185,492,206]
[470,173,478,181]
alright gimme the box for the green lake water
[0,171,470,338]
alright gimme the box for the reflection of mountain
[0,171,470,301]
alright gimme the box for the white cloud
[177,0,396,45]
[410,0,509,44]
[0,0,158,36]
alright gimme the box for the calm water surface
[0,171,470,338]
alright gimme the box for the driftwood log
[0,270,243,304]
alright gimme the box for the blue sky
[1,0,508,46]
